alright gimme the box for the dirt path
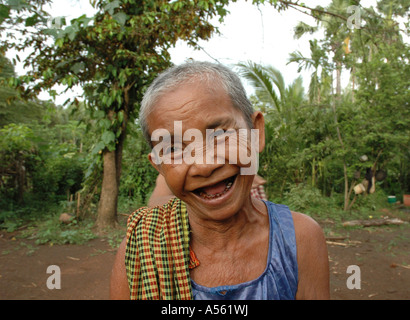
[0,232,117,300]
[327,226,410,300]
[1,224,409,300]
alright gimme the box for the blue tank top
[191,201,298,300]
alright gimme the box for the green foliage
[0,209,23,232]
[282,183,336,216]
[0,93,89,208]
[256,0,410,214]
[0,54,48,126]
[353,188,390,212]
[237,61,285,114]
[31,154,85,200]
[0,123,36,152]
[0,0,236,229]
[1,197,96,245]
[30,216,96,245]
[118,128,157,207]
[0,0,408,236]
[0,123,39,202]
[7,0,232,155]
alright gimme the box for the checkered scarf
[250,185,267,201]
[125,197,193,300]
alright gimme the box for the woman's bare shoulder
[291,211,330,300]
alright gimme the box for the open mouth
[193,175,237,200]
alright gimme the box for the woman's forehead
[147,82,247,133]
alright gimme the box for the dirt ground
[1,211,409,300]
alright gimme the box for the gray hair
[139,61,254,145]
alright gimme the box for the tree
[0,123,37,203]
[1,0,231,230]
[288,39,331,104]
[0,54,49,127]
[286,0,409,210]
[238,61,311,196]
[237,61,305,122]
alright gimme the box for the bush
[32,154,85,201]
[23,214,96,245]
[282,183,332,214]
[351,188,390,212]
[281,183,341,219]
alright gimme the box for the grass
[0,199,97,246]
[24,216,97,245]
[0,192,138,247]
[279,184,406,224]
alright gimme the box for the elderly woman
[110,61,329,300]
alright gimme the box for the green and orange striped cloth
[125,197,199,300]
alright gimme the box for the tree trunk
[95,86,133,231]
[336,61,342,98]
[351,66,355,102]
[343,162,349,211]
[95,92,131,231]
[16,158,25,204]
[96,150,119,231]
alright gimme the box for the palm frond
[293,21,319,39]
[237,61,282,113]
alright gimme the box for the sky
[169,0,329,85]
[10,0,382,105]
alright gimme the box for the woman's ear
[251,111,265,152]
[148,152,162,174]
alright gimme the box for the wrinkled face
[147,80,265,221]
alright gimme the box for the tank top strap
[263,200,298,299]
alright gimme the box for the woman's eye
[210,130,225,145]
[213,129,236,142]
[213,129,225,139]
[164,145,180,155]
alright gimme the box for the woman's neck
[187,197,267,252]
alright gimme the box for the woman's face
[147,80,265,221]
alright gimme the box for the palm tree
[288,0,355,210]
[282,75,305,124]
[289,0,356,100]
[287,39,331,104]
[236,61,285,115]
[236,61,304,125]
[237,61,310,197]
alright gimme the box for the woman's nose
[185,143,226,178]
[188,160,225,178]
